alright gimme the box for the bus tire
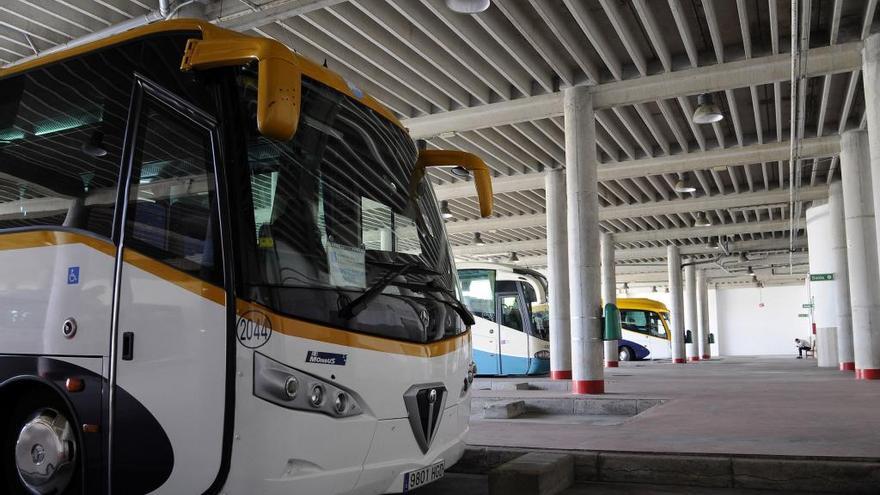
[1,384,80,495]
[618,346,634,362]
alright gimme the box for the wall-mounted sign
[810,273,834,281]
[802,303,814,308]
[798,313,809,318]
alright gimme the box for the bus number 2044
[237,310,273,349]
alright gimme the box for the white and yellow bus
[617,298,673,361]
[0,19,492,494]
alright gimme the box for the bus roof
[457,262,521,274]
[0,18,402,130]
[617,297,670,313]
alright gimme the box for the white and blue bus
[457,263,550,376]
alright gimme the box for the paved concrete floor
[469,356,880,458]
[413,474,790,494]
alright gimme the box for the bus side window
[620,309,648,334]
[0,50,135,238]
[499,294,523,332]
[124,97,223,286]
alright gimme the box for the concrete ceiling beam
[215,0,347,31]
[404,42,862,138]
[453,237,807,258]
[435,136,838,200]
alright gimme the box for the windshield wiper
[338,264,410,320]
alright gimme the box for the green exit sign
[802,303,814,308]
[810,273,834,281]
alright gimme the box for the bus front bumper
[353,400,469,494]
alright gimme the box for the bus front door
[110,78,230,493]
[472,316,501,375]
[497,292,529,375]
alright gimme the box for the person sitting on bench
[795,338,812,359]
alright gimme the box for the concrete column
[697,269,710,359]
[839,130,880,379]
[564,85,604,394]
[601,232,618,368]
[684,263,699,361]
[829,182,854,371]
[667,245,686,363]
[806,201,840,368]
[546,168,571,379]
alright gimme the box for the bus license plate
[402,460,444,492]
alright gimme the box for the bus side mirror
[685,330,693,344]
[416,150,493,217]
[603,303,621,341]
[180,36,301,141]
[708,333,715,344]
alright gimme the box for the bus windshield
[521,281,548,340]
[235,71,463,343]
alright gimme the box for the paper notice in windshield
[328,242,366,288]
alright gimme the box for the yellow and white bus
[0,19,491,494]
[617,298,673,361]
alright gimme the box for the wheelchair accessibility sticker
[67,267,80,285]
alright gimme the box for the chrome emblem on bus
[403,384,447,454]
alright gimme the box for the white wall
[715,285,812,356]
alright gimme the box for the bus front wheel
[2,386,79,495]
[619,346,634,362]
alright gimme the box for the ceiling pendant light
[473,232,485,246]
[673,173,697,193]
[692,93,724,124]
[445,0,490,14]
[440,200,453,219]
[509,252,519,263]
[693,211,712,227]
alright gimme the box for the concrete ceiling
[2,0,878,286]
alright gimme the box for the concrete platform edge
[451,446,880,493]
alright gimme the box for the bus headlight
[334,392,348,414]
[253,352,363,418]
[534,350,550,360]
[309,385,324,408]
[284,376,299,400]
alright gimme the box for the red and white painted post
[601,232,618,368]
[857,33,880,379]
[840,130,880,379]
[668,245,686,364]
[546,168,571,380]
[684,263,700,362]
[697,269,711,360]
[564,85,604,394]
[829,182,854,371]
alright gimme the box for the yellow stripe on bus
[0,230,468,358]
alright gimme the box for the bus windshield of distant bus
[234,71,466,343]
